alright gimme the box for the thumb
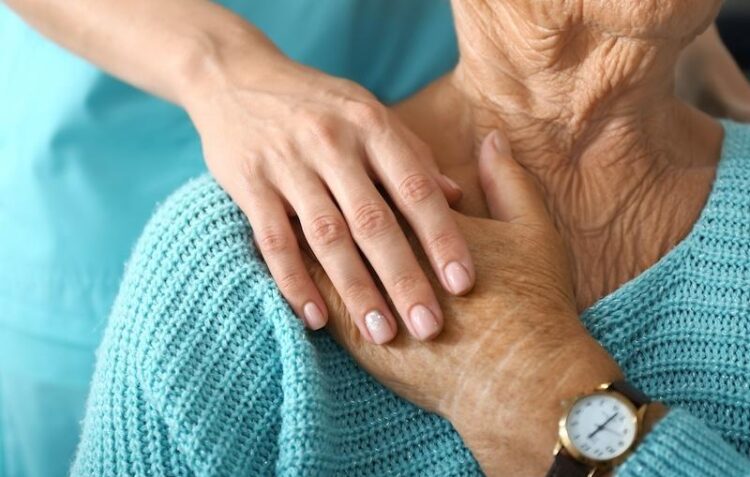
[478,130,551,226]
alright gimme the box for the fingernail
[303,302,326,330]
[444,261,472,295]
[365,310,394,344]
[441,174,463,194]
[410,304,441,340]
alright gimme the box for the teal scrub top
[0,1,457,476]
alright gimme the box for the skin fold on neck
[393,0,725,310]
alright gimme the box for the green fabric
[0,2,457,475]
[71,121,750,475]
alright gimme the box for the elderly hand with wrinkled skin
[305,132,624,476]
[298,2,745,474]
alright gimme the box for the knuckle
[265,139,297,162]
[351,201,394,238]
[391,273,421,296]
[347,100,387,129]
[337,78,366,96]
[255,228,292,254]
[276,270,307,294]
[306,115,340,149]
[426,230,462,258]
[308,214,348,247]
[239,152,265,180]
[398,172,436,205]
[341,279,372,304]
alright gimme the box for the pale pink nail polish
[365,310,394,344]
[410,305,441,340]
[444,261,472,295]
[365,310,393,344]
[303,302,326,330]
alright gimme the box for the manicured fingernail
[303,302,326,330]
[444,261,472,295]
[365,310,393,344]
[410,304,441,340]
[441,174,463,194]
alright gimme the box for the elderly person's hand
[308,131,624,476]
[677,24,750,121]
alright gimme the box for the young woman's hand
[308,131,622,475]
[6,0,473,344]
[677,24,750,121]
[184,48,474,345]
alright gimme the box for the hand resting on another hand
[303,131,623,476]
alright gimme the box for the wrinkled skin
[296,0,745,475]
[305,134,622,476]
[396,0,731,310]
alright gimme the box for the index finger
[365,126,475,296]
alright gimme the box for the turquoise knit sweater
[72,122,750,476]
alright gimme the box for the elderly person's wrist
[441,327,622,476]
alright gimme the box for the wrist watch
[546,381,651,477]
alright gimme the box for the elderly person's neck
[396,1,724,309]
[452,1,697,160]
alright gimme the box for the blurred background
[720,0,750,71]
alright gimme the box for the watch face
[562,392,638,462]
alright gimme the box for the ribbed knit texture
[71,121,750,476]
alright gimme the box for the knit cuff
[616,409,750,477]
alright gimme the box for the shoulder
[114,173,288,379]
[75,175,290,475]
[690,121,750,258]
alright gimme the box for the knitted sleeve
[71,173,750,476]
[616,409,750,476]
[71,176,287,476]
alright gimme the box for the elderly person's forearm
[308,131,624,475]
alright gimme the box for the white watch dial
[564,392,638,462]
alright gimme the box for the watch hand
[588,412,619,439]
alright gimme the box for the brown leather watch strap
[609,381,651,407]
[545,452,591,477]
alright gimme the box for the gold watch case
[555,383,648,471]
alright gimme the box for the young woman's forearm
[4,0,279,104]
[5,0,476,344]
